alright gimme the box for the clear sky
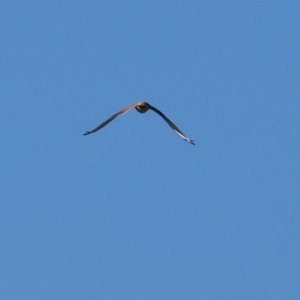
[1,1,299,299]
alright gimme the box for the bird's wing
[148,104,195,145]
[84,102,139,135]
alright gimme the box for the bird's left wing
[148,103,195,145]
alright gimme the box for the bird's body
[84,101,195,145]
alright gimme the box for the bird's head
[135,102,149,113]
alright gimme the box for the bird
[84,101,195,145]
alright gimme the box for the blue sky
[1,1,299,299]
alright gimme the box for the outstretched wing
[148,104,195,145]
[84,103,139,135]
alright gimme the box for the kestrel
[84,102,195,145]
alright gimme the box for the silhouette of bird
[84,102,195,145]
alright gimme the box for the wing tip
[83,131,91,136]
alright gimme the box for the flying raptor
[84,102,195,145]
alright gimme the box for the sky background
[1,1,299,299]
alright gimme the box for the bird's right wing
[84,102,139,135]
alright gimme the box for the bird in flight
[84,102,195,145]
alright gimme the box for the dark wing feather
[148,104,195,145]
[84,103,139,135]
